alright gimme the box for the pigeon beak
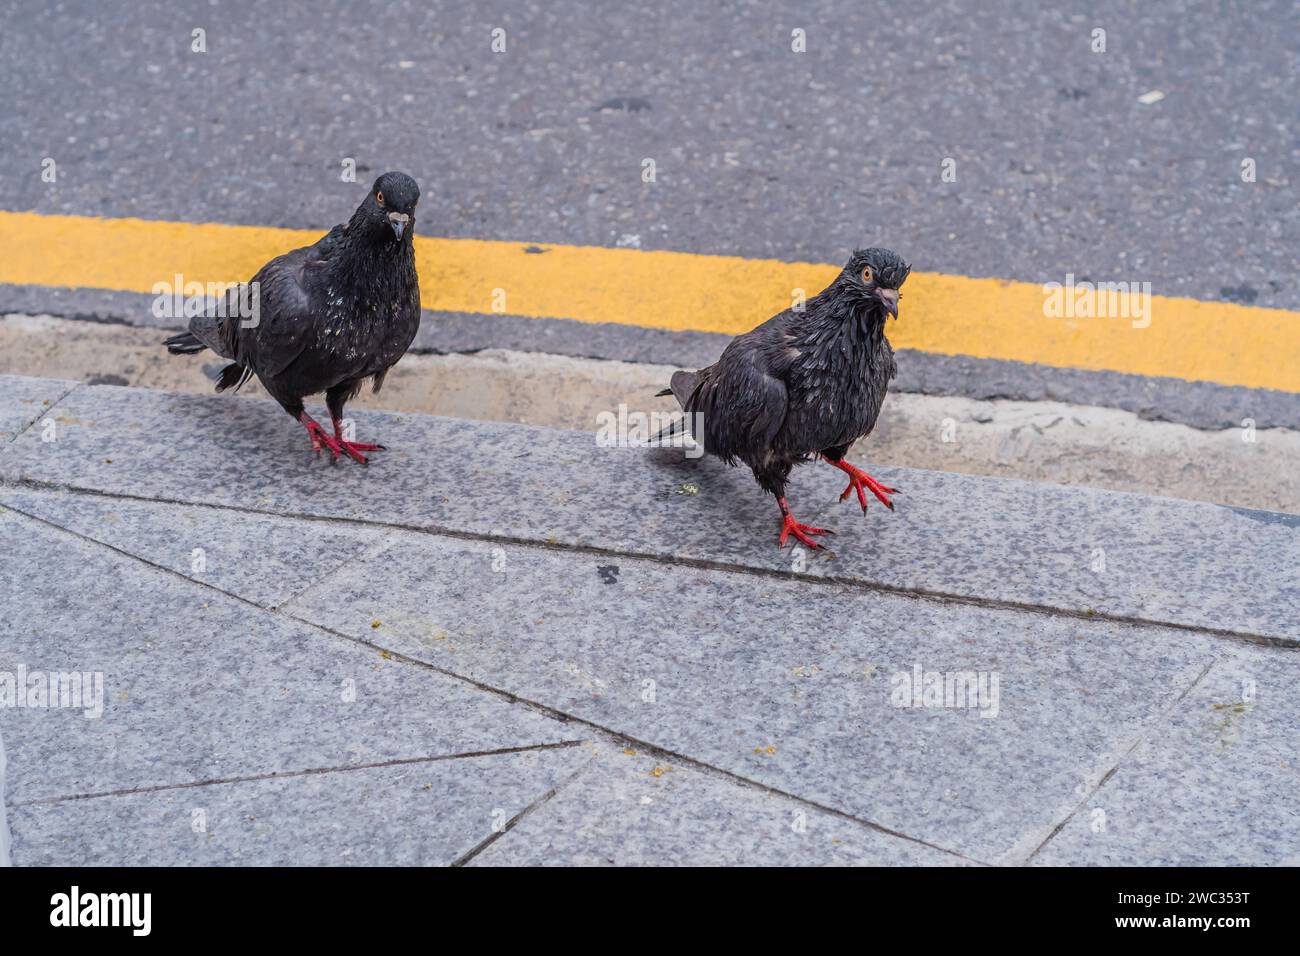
[876,288,899,319]
[387,211,409,241]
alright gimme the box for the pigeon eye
[861,266,874,284]
[376,191,385,206]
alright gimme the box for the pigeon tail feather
[214,363,253,393]
[164,331,206,355]
[669,369,698,407]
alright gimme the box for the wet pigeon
[164,172,422,464]
[657,248,910,548]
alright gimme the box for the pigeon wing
[689,338,788,465]
[190,223,345,370]
[232,249,318,379]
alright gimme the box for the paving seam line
[272,530,403,611]
[4,479,1296,651]
[3,381,82,445]
[9,740,591,809]
[450,754,598,867]
[1015,656,1220,866]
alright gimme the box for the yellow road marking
[3,210,1297,393]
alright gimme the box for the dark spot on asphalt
[523,245,547,254]
[597,565,620,584]
[1219,284,1258,304]
[1057,87,1090,100]
[86,373,128,386]
[356,164,371,173]
[594,97,651,113]
[1226,506,1300,528]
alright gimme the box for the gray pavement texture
[0,731,10,867]
[5,286,1298,432]
[1,373,1298,866]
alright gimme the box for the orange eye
[376,191,385,205]
[861,266,873,283]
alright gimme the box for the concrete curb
[3,286,1297,431]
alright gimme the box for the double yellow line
[3,210,1297,393]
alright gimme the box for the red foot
[829,458,898,513]
[299,414,386,465]
[777,497,833,549]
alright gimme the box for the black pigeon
[657,248,910,548]
[164,172,422,464]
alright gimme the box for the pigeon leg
[298,412,346,460]
[827,458,898,513]
[325,383,385,465]
[330,418,386,465]
[777,497,833,549]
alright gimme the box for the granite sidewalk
[0,373,1296,866]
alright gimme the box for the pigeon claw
[332,439,380,466]
[830,459,898,513]
[329,418,386,464]
[779,514,832,550]
[299,414,382,466]
[776,497,833,549]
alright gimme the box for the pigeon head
[361,172,420,243]
[841,248,910,319]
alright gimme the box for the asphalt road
[3,0,1295,305]
[1,0,1297,428]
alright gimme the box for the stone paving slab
[0,509,580,805]
[471,743,961,866]
[2,380,1296,644]
[281,528,1230,863]
[1033,648,1300,866]
[9,746,593,866]
[0,487,386,609]
[0,374,76,444]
